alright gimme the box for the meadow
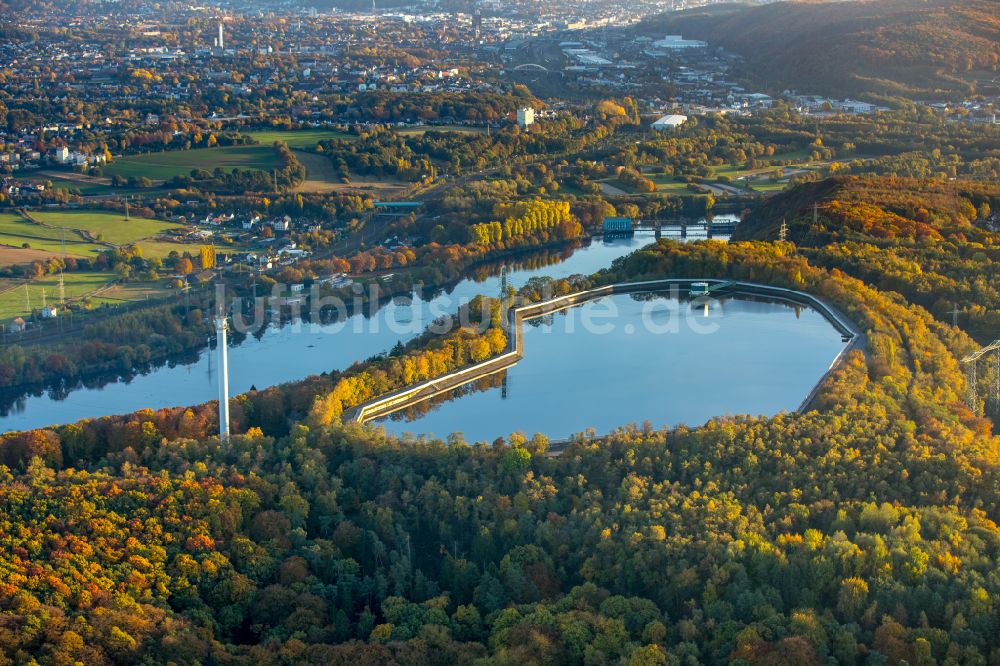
[28,210,181,246]
[248,128,354,149]
[14,173,112,195]
[0,213,103,258]
[104,145,279,181]
[88,280,174,306]
[649,175,698,194]
[0,208,232,319]
[0,271,114,322]
[395,124,486,136]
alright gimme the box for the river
[1,222,733,432]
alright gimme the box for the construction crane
[961,339,1000,414]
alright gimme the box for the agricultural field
[0,213,105,260]
[0,271,114,322]
[769,149,813,162]
[649,175,698,194]
[104,145,279,181]
[713,163,798,179]
[0,211,191,265]
[14,172,113,195]
[88,281,174,306]
[292,150,410,195]
[394,124,486,136]
[694,155,831,195]
[0,246,66,267]
[0,278,22,294]
[134,239,212,261]
[601,177,692,196]
[0,210,196,321]
[28,210,181,246]
[248,128,354,149]
[745,179,790,193]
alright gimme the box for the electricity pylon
[962,339,1000,414]
[947,304,961,328]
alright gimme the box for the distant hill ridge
[734,175,1000,243]
[640,0,1000,100]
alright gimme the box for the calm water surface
[1,223,730,431]
[375,291,847,442]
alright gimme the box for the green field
[249,129,354,149]
[608,178,639,194]
[395,125,486,136]
[649,175,697,194]
[0,213,105,257]
[0,210,193,320]
[0,272,114,322]
[87,281,174,306]
[746,180,789,193]
[134,239,204,260]
[770,150,812,162]
[13,174,111,196]
[712,165,762,180]
[104,145,280,181]
[29,211,181,246]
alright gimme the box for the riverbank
[0,230,668,431]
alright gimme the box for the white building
[840,100,875,114]
[653,35,708,50]
[743,93,774,108]
[651,114,688,131]
[517,107,535,128]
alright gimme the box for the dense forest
[642,0,1000,100]
[1,174,1000,663]
[3,0,1000,660]
[735,175,1000,343]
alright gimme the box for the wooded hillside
[642,0,1000,100]
[736,175,1000,342]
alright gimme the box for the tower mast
[216,311,230,440]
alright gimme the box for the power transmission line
[962,340,1000,414]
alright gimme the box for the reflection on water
[2,223,732,432]
[375,291,847,443]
